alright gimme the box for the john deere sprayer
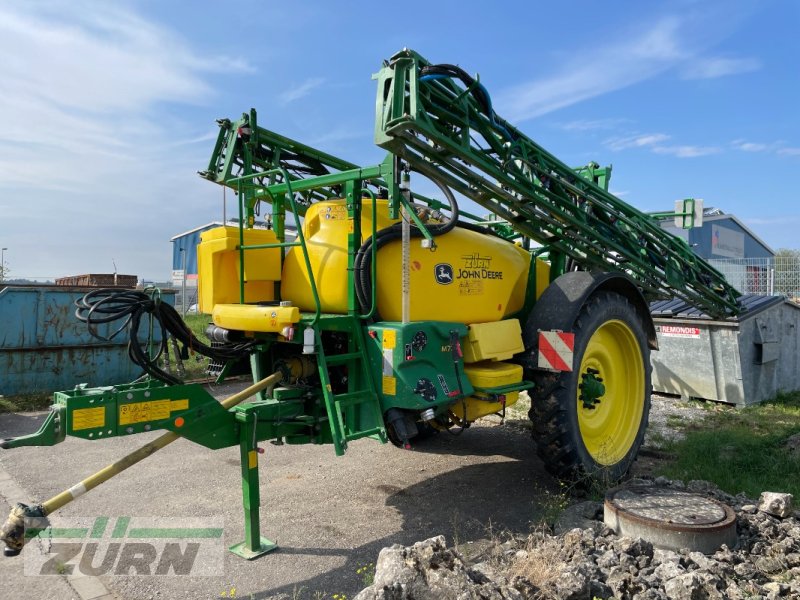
[1,49,739,559]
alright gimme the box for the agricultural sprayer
[1,49,739,559]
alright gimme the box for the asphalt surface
[0,381,557,600]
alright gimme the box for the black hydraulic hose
[415,172,460,234]
[420,64,492,115]
[419,63,517,142]
[354,176,460,316]
[75,289,258,385]
[446,328,469,436]
[354,217,503,318]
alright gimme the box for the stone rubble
[354,478,800,600]
[758,492,795,519]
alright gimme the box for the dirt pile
[354,478,800,600]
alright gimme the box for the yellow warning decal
[382,376,397,396]
[119,400,171,425]
[383,330,396,350]
[248,450,258,469]
[170,399,189,411]
[72,407,106,431]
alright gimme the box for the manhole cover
[605,485,737,554]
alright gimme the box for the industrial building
[660,209,775,294]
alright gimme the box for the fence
[173,287,199,314]
[710,256,800,299]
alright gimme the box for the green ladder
[312,315,387,455]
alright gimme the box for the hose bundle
[75,288,257,385]
[419,63,516,142]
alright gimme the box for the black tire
[528,290,651,482]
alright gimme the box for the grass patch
[172,313,213,380]
[503,391,532,430]
[656,391,800,498]
[509,529,566,599]
[182,313,212,342]
[0,393,53,414]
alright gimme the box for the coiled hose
[75,288,257,385]
[353,175,459,317]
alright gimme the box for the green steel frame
[373,49,740,318]
[1,377,327,558]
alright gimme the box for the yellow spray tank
[280,199,532,323]
[198,198,543,429]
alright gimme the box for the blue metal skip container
[0,285,174,396]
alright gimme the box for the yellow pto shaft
[1,371,283,555]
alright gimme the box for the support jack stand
[229,408,277,560]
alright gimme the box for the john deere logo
[434,263,454,285]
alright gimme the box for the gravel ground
[0,384,712,600]
[644,393,709,446]
[0,380,553,600]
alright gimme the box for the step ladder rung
[313,320,386,454]
[344,427,385,442]
[325,352,363,366]
[333,391,376,409]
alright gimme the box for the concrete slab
[68,576,111,600]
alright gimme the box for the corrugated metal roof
[170,222,223,241]
[650,293,786,321]
[170,220,296,241]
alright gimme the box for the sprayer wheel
[529,291,651,481]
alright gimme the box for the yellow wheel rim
[577,319,644,466]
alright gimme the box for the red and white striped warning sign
[538,330,575,371]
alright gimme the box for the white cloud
[494,4,756,123]
[279,77,326,105]
[605,136,798,159]
[605,132,719,158]
[731,140,800,156]
[731,139,769,152]
[651,145,720,158]
[168,131,222,148]
[0,6,251,116]
[559,118,631,132]
[0,2,252,279]
[606,133,671,151]
[682,56,761,80]
[495,17,692,122]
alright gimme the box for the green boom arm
[199,109,365,215]
[374,49,740,318]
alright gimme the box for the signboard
[657,325,701,339]
[711,224,744,258]
[171,269,184,286]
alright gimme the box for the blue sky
[0,0,797,280]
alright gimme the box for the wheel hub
[579,368,605,410]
